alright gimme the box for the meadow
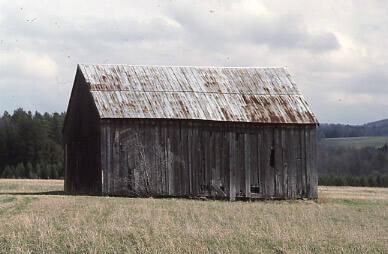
[321,136,388,149]
[0,179,387,253]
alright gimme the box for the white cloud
[0,50,58,80]
[165,2,340,52]
[0,0,387,124]
[328,92,374,105]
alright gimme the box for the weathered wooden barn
[63,64,319,200]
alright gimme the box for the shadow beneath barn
[0,191,65,196]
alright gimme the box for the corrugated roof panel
[79,64,318,124]
[182,67,206,93]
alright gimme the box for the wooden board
[92,120,318,200]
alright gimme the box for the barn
[63,64,319,200]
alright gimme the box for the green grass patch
[0,196,37,217]
[0,196,17,204]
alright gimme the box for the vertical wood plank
[274,127,283,197]
[161,121,167,194]
[295,127,302,198]
[192,124,199,196]
[187,123,193,195]
[310,127,318,198]
[106,124,112,195]
[229,131,236,201]
[235,132,243,197]
[288,127,297,198]
[173,121,180,195]
[263,127,274,198]
[99,127,104,194]
[181,122,188,196]
[203,129,210,195]
[281,128,288,198]
[214,130,221,197]
[300,127,306,197]
[222,128,229,196]
[167,121,174,195]
[259,128,266,197]
[305,127,311,198]
[244,133,251,198]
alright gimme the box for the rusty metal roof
[77,64,318,124]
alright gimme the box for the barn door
[118,128,136,195]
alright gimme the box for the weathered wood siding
[64,70,101,195]
[100,119,317,199]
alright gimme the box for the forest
[318,144,388,187]
[0,109,64,179]
[1,108,388,186]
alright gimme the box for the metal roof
[78,64,318,124]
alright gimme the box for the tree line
[319,120,388,138]
[317,144,388,187]
[0,109,64,179]
[319,174,388,187]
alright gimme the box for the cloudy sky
[0,0,387,124]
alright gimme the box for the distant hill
[365,118,388,128]
[319,118,388,138]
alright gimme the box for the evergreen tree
[0,109,65,179]
[26,162,35,179]
[2,165,12,178]
[35,163,42,179]
[15,163,26,179]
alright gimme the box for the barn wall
[100,119,317,199]
[63,71,101,195]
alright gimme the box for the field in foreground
[0,180,387,253]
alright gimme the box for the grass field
[321,136,388,149]
[0,180,387,253]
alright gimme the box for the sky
[0,0,387,124]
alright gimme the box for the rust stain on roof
[77,64,318,124]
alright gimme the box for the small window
[270,147,275,167]
[251,186,260,193]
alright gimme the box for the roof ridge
[89,89,302,96]
[78,63,287,69]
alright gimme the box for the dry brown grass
[318,186,388,200]
[0,179,387,253]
